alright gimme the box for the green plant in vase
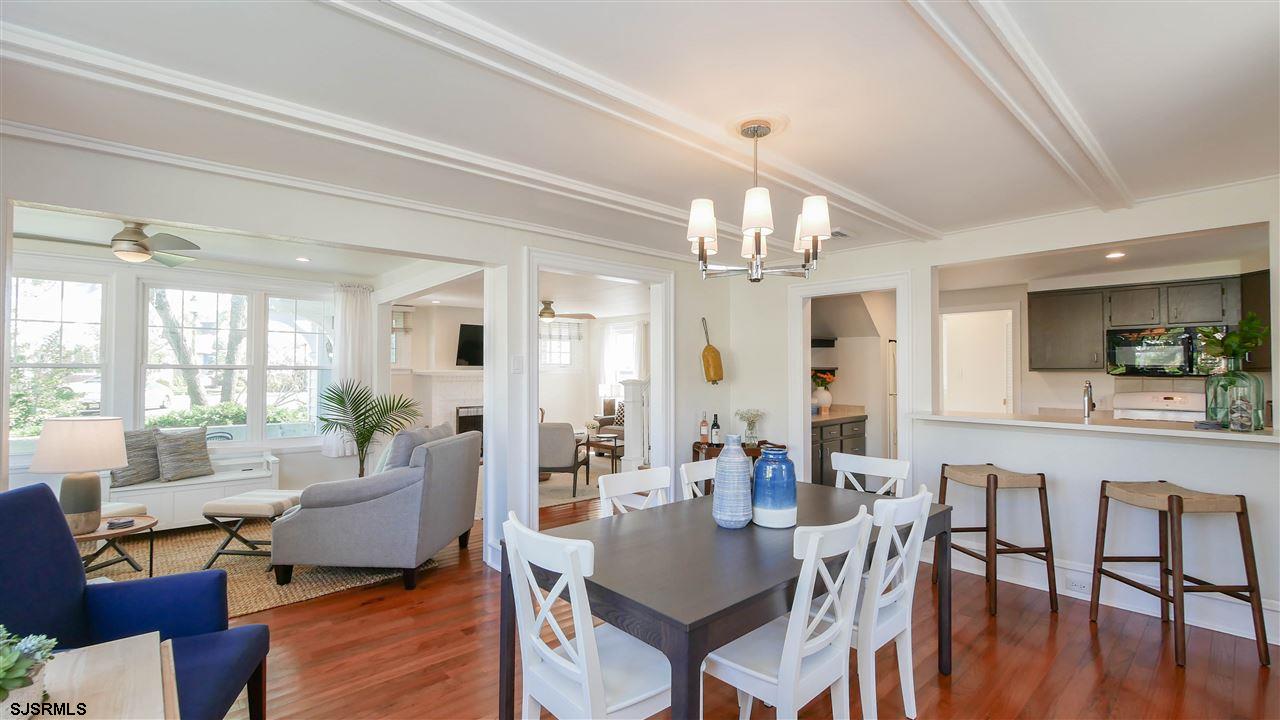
[1,625,57,705]
[1197,313,1270,431]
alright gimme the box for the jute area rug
[85,519,402,618]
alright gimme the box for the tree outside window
[144,287,250,439]
[266,296,334,438]
[8,277,104,454]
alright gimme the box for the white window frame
[8,271,112,454]
[538,319,584,373]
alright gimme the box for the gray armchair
[538,422,589,497]
[271,431,482,590]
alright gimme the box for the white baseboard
[484,540,502,571]
[924,538,1279,646]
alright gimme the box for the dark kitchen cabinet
[1241,270,1271,371]
[1029,290,1105,370]
[1107,286,1162,327]
[810,415,866,486]
[1167,281,1226,324]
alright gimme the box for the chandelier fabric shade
[800,195,831,245]
[740,234,767,259]
[740,187,774,236]
[687,198,719,256]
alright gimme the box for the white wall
[0,134,732,570]
[831,337,888,456]
[941,310,1012,414]
[538,320,594,427]
[409,305,485,371]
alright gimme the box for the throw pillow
[385,427,432,470]
[615,400,626,427]
[156,428,214,482]
[407,424,455,468]
[109,429,161,488]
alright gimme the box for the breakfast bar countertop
[812,404,868,424]
[915,410,1279,445]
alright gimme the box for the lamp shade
[741,187,774,236]
[690,237,719,256]
[30,417,128,473]
[686,198,718,242]
[740,233,768,259]
[799,195,831,242]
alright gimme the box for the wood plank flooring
[233,499,1278,719]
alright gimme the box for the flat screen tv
[456,323,483,366]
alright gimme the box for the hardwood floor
[234,499,1278,719]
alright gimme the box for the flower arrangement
[811,370,836,389]
[1,625,56,702]
[735,408,765,446]
[585,419,601,434]
[1197,312,1270,360]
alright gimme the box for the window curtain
[598,320,649,400]
[321,283,374,458]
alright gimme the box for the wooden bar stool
[1089,480,1269,667]
[931,463,1058,616]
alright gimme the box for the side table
[75,514,157,577]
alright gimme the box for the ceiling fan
[15,221,202,268]
[537,300,595,323]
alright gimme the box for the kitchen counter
[916,410,1278,444]
[811,404,868,424]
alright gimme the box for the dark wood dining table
[498,483,953,720]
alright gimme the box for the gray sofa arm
[300,468,423,509]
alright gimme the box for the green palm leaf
[317,379,421,476]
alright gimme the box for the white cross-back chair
[503,512,671,719]
[678,458,716,500]
[703,507,875,720]
[850,488,933,719]
[831,452,910,497]
[599,467,672,516]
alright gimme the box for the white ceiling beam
[0,22,744,241]
[907,0,1133,210]
[330,0,942,241]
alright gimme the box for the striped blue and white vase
[712,434,753,529]
[752,445,797,528]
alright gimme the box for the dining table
[498,482,953,720]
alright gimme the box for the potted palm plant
[318,379,422,476]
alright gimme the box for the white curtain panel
[321,282,374,458]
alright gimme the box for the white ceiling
[938,223,1271,291]
[539,270,650,319]
[11,205,416,280]
[0,2,1276,259]
[404,271,485,309]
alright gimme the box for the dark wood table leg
[499,540,516,720]
[665,628,708,720]
[148,528,155,577]
[937,528,952,676]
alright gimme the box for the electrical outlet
[1066,578,1090,594]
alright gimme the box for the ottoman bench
[201,489,301,569]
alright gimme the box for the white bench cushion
[102,501,148,518]
[202,489,302,519]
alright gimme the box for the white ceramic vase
[811,386,833,410]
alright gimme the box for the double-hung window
[266,296,334,438]
[8,276,106,454]
[538,320,582,369]
[144,287,251,440]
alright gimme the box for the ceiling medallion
[686,119,830,283]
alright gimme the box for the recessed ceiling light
[431,300,441,304]
[295,257,311,263]
[1105,251,1126,259]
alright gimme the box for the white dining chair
[503,512,672,719]
[678,458,716,500]
[599,467,672,516]
[849,487,933,719]
[830,452,910,497]
[702,508,875,720]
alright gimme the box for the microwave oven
[1105,326,1227,377]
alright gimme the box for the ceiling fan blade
[150,252,196,268]
[146,233,200,252]
[559,313,597,320]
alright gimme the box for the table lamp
[30,417,128,535]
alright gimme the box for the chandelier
[686,120,830,282]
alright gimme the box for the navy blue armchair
[0,484,269,720]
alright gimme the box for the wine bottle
[710,413,721,446]
[699,412,709,444]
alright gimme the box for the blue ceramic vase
[712,434,753,529]
[752,446,797,528]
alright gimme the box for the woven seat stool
[1089,480,1269,667]
[930,463,1058,615]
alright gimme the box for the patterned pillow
[156,428,214,482]
[110,429,161,488]
[615,400,626,426]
